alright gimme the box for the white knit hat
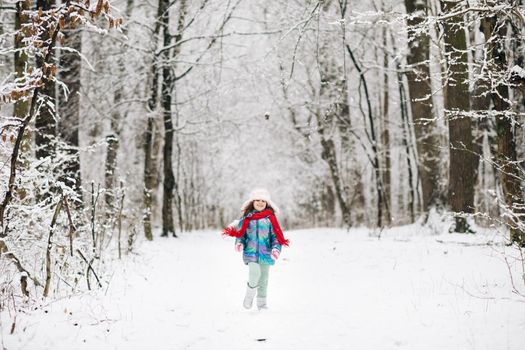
[240,188,280,214]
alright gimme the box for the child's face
[253,199,267,211]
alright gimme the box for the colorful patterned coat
[235,214,282,265]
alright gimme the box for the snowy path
[2,228,525,349]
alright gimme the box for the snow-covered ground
[2,227,525,350]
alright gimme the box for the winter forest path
[2,228,525,349]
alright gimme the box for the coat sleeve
[234,217,246,246]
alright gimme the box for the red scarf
[223,209,289,247]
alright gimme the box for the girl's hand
[235,243,243,252]
[271,248,280,260]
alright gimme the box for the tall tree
[346,44,385,228]
[317,52,352,228]
[380,5,391,224]
[440,0,477,232]
[13,0,32,182]
[481,14,525,246]
[160,0,187,237]
[35,0,57,163]
[105,0,134,216]
[143,0,167,240]
[58,16,82,202]
[337,0,367,225]
[14,1,29,123]
[404,0,441,213]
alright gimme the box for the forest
[1,0,525,349]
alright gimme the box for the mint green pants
[248,262,270,298]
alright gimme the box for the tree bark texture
[105,0,135,215]
[160,0,176,237]
[143,0,167,240]
[346,45,384,228]
[481,16,525,246]
[441,0,477,232]
[35,0,57,162]
[160,0,187,237]
[14,2,30,122]
[317,56,352,228]
[397,70,416,223]
[404,0,441,211]
[381,23,391,224]
[143,116,156,241]
[58,25,82,202]
[14,1,32,187]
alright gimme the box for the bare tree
[58,20,82,203]
[35,0,57,164]
[160,0,187,237]
[481,13,525,245]
[404,0,442,212]
[440,0,477,233]
[143,0,167,241]
[105,0,135,216]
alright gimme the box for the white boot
[243,284,257,309]
[256,297,267,310]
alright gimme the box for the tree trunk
[340,72,366,224]
[143,115,156,241]
[441,0,476,233]
[160,0,174,237]
[317,54,352,228]
[346,45,384,228]
[397,68,416,223]
[471,70,496,224]
[161,0,186,237]
[481,16,525,246]
[404,0,441,212]
[14,1,31,180]
[143,0,167,240]
[104,0,134,215]
[35,0,57,163]
[381,22,391,224]
[319,135,352,227]
[58,25,82,204]
[174,127,184,232]
[14,1,29,122]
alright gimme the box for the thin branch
[76,249,103,289]
[62,196,76,257]
[289,1,322,79]
[175,0,244,81]
[44,196,64,297]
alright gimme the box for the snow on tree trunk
[441,0,477,233]
[481,15,525,246]
[35,0,58,167]
[404,0,442,212]
[58,22,82,204]
[143,0,167,241]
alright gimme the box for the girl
[223,188,289,310]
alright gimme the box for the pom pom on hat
[240,188,280,214]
